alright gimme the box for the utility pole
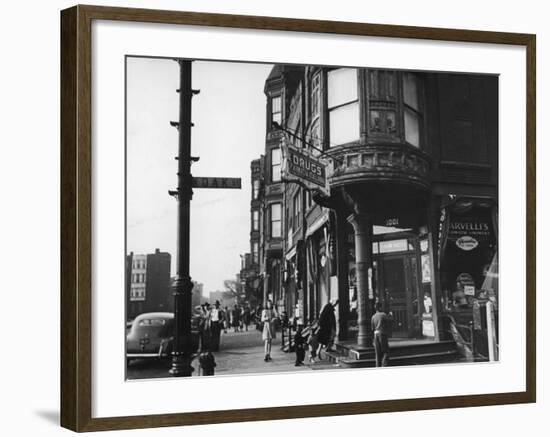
[169,59,196,377]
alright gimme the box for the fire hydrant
[198,351,216,376]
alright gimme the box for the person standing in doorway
[371,302,392,367]
[261,300,278,362]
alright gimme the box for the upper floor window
[252,210,259,231]
[403,72,422,147]
[271,95,282,126]
[252,179,260,200]
[293,190,301,230]
[327,68,359,146]
[270,203,282,238]
[368,70,398,137]
[271,147,281,182]
[252,242,259,264]
[310,73,320,120]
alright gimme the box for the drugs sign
[286,147,326,187]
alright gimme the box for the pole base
[169,354,194,377]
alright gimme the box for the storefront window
[327,68,359,146]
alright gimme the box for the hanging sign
[284,146,326,187]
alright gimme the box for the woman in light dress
[261,300,278,362]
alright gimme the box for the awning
[305,211,329,238]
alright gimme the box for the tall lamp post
[169,59,197,377]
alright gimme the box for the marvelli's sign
[286,147,326,187]
[447,213,494,251]
[448,219,491,240]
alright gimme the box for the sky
[126,57,273,295]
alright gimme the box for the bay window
[327,68,359,146]
[270,203,282,238]
[252,242,259,264]
[271,95,282,126]
[403,72,422,147]
[271,147,281,182]
[252,210,259,231]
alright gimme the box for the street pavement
[127,327,338,380]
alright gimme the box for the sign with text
[285,147,326,188]
[192,177,242,189]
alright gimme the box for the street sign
[285,147,326,188]
[192,177,241,189]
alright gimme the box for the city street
[127,328,338,380]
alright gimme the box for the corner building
[252,65,498,355]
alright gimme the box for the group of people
[198,297,393,369]
[293,299,339,367]
[197,300,254,352]
[292,300,393,368]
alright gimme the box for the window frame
[252,209,259,231]
[252,179,260,200]
[270,202,282,238]
[271,94,282,126]
[270,147,282,182]
[326,68,360,147]
[402,72,424,148]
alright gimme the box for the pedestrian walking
[316,299,338,358]
[242,304,251,331]
[210,300,223,351]
[223,306,230,333]
[231,304,241,332]
[294,322,306,366]
[199,302,212,351]
[371,302,392,367]
[261,300,278,362]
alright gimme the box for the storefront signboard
[284,146,326,188]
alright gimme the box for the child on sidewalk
[294,323,306,366]
[307,326,319,363]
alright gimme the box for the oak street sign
[285,147,326,187]
[192,177,242,189]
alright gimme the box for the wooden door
[378,256,414,338]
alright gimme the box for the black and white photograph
[125,57,499,380]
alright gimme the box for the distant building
[209,290,234,309]
[126,249,172,320]
[191,281,204,310]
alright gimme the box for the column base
[169,353,194,377]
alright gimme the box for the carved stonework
[327,143,431,190]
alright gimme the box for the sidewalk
[211,329,339,376]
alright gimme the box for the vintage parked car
[126,312,200,364]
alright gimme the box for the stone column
[347,213,374,348]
